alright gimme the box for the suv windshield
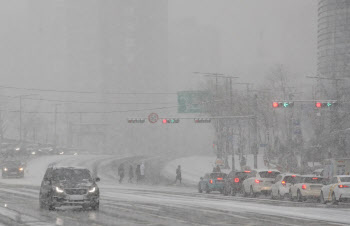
[340,177,350,182]
[259,171,280,178]
[210,173,226,179]
[3,161,21,167]
[303,177,324,183]
[52,168,92,182]
[235,172,253,179]
[284,176,297,183]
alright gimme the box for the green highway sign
[177,91,212,113]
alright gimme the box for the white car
[290,175,324,202]
[320,175,350,204]
[271,174,299,200]
[242,170,280,197]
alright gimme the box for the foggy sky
[0,0,317,155]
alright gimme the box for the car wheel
[297,190,303,202]
[231,187,236,196]
[289,190,294,201]
[331,192,338,205]
[205,184,210,194]
[223,186,228,196]
[320,192,326,204]
[47,194,55,211]
[250,186,256,197]
[278,191,283,200]
[91,202,99,211]
[198,184,203,193]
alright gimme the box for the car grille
[65,189,87,195]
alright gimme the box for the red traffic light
[162,119,167,124]
[316,102,322,108]
[272,102,279,108]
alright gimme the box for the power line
[24,97,177,105]
[0,105,179,114]
[0,85,177,95]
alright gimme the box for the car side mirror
[95,177,100,182]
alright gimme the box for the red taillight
[209,179,213,184]
[338,185,349,188]
[255,179,260,184]
[217,178,223,180]
[234,178,240,183]
[244,171,251,173]
[302,184,307,190]
[268,171,272,173]
[292,175,296,177]
[312,178,318,180]
[281,181,286,186]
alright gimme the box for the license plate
[69,195,84,201]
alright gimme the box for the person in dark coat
[135,164,141,183]
[118,163,125,184]
[128,165,134,183]
[175,165,182,184]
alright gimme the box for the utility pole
[252,94,259,169]
[19,96,22,142]
[54,104,58,148]
[18,94,38,143]
[54,104,62,148]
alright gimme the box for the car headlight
[55,187,64,193]
[88,187,96,193]
[19,168,24,171]
[3,168,7,172]
[31,152,36,155]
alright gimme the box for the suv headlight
[19,168,24,171]
[55,187,64,193]
[3,168,7,172]
[88,187,96,193]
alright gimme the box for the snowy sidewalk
[161,154,268,186]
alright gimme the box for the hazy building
[318,0,350,78]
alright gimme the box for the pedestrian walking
[118,163,125,184]
[175,165,182,184]
[135,164,141,183]
[140,161,145,181]
[128,165,134,183]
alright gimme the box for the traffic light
[194,118,211,123]
[315,101,337,108]
[127,118,145,123]
[272,102,294,108]
[162,118,180,124]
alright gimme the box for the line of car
[198,169,350,205]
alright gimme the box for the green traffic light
[283,102,289,107]
[327,103,332,107]
[170,119,175,123]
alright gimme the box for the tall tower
[318,0,350,78]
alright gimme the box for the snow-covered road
[0,155,348,225]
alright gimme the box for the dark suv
[39,166,100,210]
[2,160,24,178]
[223,170,253,196]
